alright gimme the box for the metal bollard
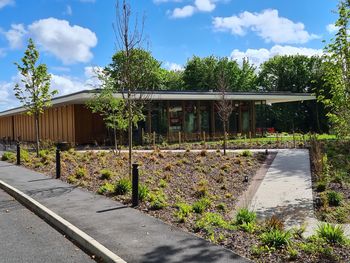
[56,147,61,179]
[16,141,20,165]
[132,163,139,207]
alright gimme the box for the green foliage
[115,178,132,195]
[260,229,291,249]
[320,0,350,137]
[174,202,192,222]
[14,39,58,155]
[241,150,252,157]
[287,247,299,260]
[138,184,149,201]
[316,180,327,192]
[194,179,209,198]
[75,167,88,179]
[327,191,343,206]
[1,152,15,162]
[216,203,227,211]
[100,169,113,180]
[97,183,115,195]
[192,198,211,214]
[20,149,30,162]
[195,212,232,234]
[67,175,78,184]
[317,223,346,244]
[158,179,168,188]
[149,191,167,210]
[239,222,256,233]
[235,208,256,225]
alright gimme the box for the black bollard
[132,163,139,207]
[16,141,20,165]
[56,147,61,179]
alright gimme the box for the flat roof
[0,89,316,117]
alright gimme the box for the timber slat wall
[0,105,75,143]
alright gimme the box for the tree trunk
[114,127,118,154]
[223,121,227,156]
[34,113,40,157]
[128,93,132,179]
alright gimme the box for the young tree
[111,0,161,177]
[320,0,350,137]
[87,71,128,153]
[14,38,57,156]
[215,58,234,155]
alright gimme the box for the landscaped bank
[1,147,350,262]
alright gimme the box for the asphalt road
[0,189,94,263]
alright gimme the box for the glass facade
[144,99,256,141]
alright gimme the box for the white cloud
[213,9,319,44]
[164,62,184,71]
[171,5,196,18]
[231,45,323,67]
[0,0,14,9]
[195,0,215,12]
[3,24,27,49]
[326,23,339,33]
[28,18,97,64]
[170,0,216,18]
[64,5,73,16]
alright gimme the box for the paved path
[248,149,350,237]
[249,149,314,228]
[0,161,249,263]
[0,188,93,263]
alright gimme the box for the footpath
[0,159,249,263]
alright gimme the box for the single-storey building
[0,90,315,145]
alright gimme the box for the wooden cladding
[0,116,13,139]
[0,105,75,143]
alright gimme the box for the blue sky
[0,0,339,111]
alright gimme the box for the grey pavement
[0,160,250,263]
[247,149,350,237]
[0,188,93,263]
[249,149,314,228]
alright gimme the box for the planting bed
[2,147,350,262]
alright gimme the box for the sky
[0,0,340,111]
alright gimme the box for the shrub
[327,191,343,206]
[264,215,284,231]
[192,198,211,214]
[240,222,256,233]
[100,169,113,180]
[235,208,256,225]
[75,167,88,179]
[115,178,132,195]
[195,212,231,234]
[241,150,252,157]
[317,223,346,244]
[158,179,168,188]
[194,179,209,198]
[288,247,298,260]
[67,175,78,184]
[138,184,149,201]
[260,229,291,249]
[20,149,30,162]
[1,151,15,162]
[216,203,227,211]
[175,203,192,222]
[316,181,327,192]
[149,191,167,210]
[97,183,114,195]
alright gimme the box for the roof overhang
[0,90,316,117]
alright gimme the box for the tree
[159,68,184,90]
[87,71,128,153]
[110,0,161,177]
[258,55,329,133]
[320,0,350,137]
[215,58,234,155]
[14,38,58,156]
